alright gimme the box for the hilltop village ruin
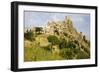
[24,16,90,61]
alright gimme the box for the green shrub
[24,29,34,41]
[67,41,76,49]
[59,39,68,49]
[35,27,43,35]
[76,51,90,59]
[72,47,80,54]
[74,40,79,46]
[59,39,76,49]
[47,35,60,45]
[60,48,74,59]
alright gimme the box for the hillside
[24,16,90,62]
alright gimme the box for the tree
[76,51,90,59]
[47,35,60,45]
[24,29,34,41]
[60,48,74,59]
[35,27,43,34]
[83,35,86,41]
[59,40,76,49]
[59,39,68,49]
[83,35,90,48]
[67,41,76,49]
[74,40,79,46]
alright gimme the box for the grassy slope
[24,34,90,62]
[24,34,64,62]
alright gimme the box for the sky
[24,11,90,40]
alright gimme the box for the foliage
[47,35,60,45]
[60,48,74,59]
[59,38,68,49]
[83,35,90,46]
[24,29,35,41]
[74,40,79,46]
[24,16,90,61]
[72,46,80,54]
[67,41,76,49]
[59,39,76,49]
[76,51,90,59]
[35,27,43,34]
[24,46,63,61]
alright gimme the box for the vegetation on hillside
[24,16,90,62]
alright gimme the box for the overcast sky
[24,11,90,40]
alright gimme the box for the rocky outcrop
[45,16,90,54]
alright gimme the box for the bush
[74,40,79,46]
[47,35,60,45]
[76,51,90,59]
[72,46,80,54]
[35,27,43,35]
[59,39,68,49]
[67,41,76,49]
[24,29,34,41]
[60,48,74,59]
[59,39,76,49]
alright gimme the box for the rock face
[46,16,74,34]
[45,16,80,40]
[45,16,90,54]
